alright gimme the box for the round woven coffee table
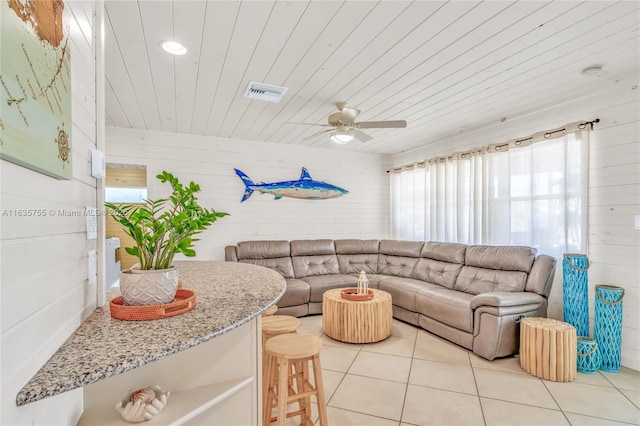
[322,288,392,343]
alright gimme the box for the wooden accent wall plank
[105,167,147,188]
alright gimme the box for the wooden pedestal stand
[520,317,577,382]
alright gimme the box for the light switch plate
[86,207,97,240]
[91,149,106,178]
[88,250,97,285]
[635,215,640,230]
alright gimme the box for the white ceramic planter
[119,266,179,306]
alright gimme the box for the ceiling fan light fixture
[161,41,187,55]
[330,128,354,144]
[331,132,353,145]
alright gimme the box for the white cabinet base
[78,318,261,426]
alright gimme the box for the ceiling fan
[289,102,407,144]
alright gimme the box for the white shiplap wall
[588,96,640,372]
[390,86,640,371]
[0,1,99,423]
[106,127,390,261]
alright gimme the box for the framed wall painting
[0,0,72,180]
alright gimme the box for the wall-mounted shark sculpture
[234,167,348,202]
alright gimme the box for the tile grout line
[469,350,488,426]
[304,316,640,425]
[599,370,640,411]
[398,328,420,425]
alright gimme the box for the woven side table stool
[263,333,328,426]
[520,317,577,382]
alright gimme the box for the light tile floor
[278,315,640,426]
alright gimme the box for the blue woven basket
[562,254,590,336]
[577,336,599,374]
[594,285,625,372]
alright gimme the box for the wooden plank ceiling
[104,1,640,155]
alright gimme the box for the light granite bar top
[16,261,285,406]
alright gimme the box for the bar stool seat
[261,315,301,345]
[263,333,328,426]
[262,305,278,317]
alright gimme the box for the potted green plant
[106,171,228,305]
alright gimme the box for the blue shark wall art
[234,167,348,202]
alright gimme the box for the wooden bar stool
[263,333,328,426]
[261,315,301,346]
[262,305,278,317]
[261,315,301,396]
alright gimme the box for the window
[390,130,588,258]
[105,187,147,203]
[105,165,147,202]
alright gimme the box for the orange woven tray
[110,289,196,321]
[340,288,374,301]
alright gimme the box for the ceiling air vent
[243,81,288,102]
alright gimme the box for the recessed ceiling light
[161,41,187,55]
[581,65,604,77]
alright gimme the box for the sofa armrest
[225,246,238,262]
[470,292,544,310]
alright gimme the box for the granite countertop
[16,261,286,406]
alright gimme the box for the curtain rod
[387,119,599,174]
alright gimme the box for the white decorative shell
[130,388,155,404]
[115,385,170,423]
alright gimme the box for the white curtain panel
[390,131,588,257]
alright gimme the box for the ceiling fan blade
[302,128,333,141]
[284,122,332,126]
[356,120,407,129]
[352,129,373,142]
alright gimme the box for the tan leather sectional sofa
[224,239,556,360]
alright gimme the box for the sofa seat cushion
[415,288,474,333]
[303,274,358,302]
[277,279,310,307]
[379,277,441,312]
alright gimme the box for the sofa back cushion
[454,245,535,294]
[525,254,556,297]
[421,242,467,264]
[236,240,294,278]
[291,239,339,277]
[411,242,466,288]
[412,258,462,289]
[335,239,380,274]
[455,267,528,294]
[465,245,536,273]
[378,240,423,278]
